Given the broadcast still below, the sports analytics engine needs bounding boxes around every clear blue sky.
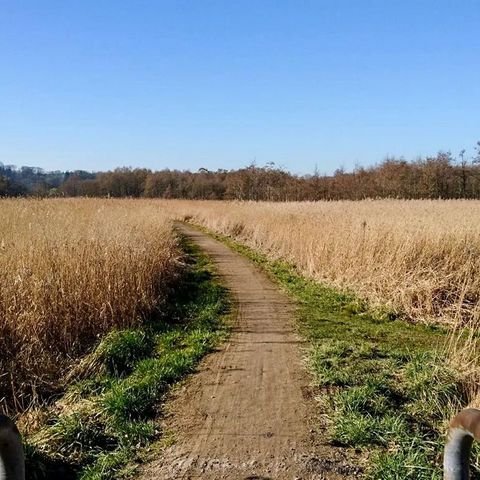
[1,1,479,174]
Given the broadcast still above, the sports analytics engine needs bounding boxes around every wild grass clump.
[0,198,179,413]
[320,345,469,476]
[73,330,155,380]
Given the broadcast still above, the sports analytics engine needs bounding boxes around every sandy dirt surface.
[140,224,359,479]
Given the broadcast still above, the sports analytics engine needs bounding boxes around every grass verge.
[192,223,478,479]
[23,235,231,480]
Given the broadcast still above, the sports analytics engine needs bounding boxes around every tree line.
[3,145,480,200]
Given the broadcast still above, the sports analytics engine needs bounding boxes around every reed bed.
[4,197,480,412]
[165,199,480,328]
[0,198,179,412]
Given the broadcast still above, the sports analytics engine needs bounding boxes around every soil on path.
[140,224,358,479]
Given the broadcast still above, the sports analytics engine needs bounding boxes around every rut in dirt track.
[140,224,354,480]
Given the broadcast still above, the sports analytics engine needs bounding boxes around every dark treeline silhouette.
[0,164,66,196]
[3,145,480,200]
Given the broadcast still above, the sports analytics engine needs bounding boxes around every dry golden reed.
[0,198,179,412]
[4,197,480,412]
[164,199,480,327]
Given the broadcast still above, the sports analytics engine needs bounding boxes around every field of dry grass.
[165,199,480,329]
[3,197,479,414]
[0,198,179,412]
[2,197,479,478]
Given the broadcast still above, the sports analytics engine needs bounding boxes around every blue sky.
[1,1,479,174]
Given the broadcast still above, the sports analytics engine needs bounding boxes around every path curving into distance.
[140,224,354,480]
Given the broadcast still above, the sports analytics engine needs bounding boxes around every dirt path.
[140,224,356,479]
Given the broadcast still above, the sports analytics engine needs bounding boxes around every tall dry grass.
[5,198,479,412]
[165,199,480,328]
[0,198,179,412]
